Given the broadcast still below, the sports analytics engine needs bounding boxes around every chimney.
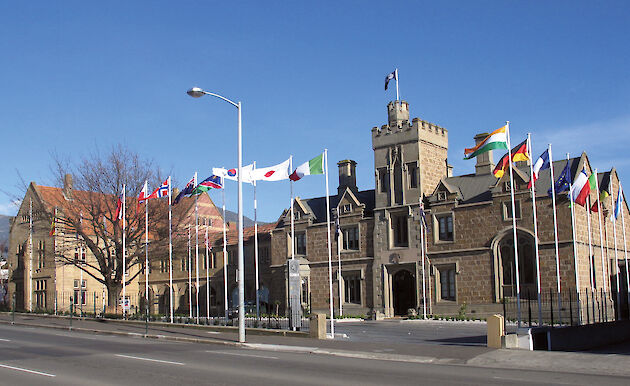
[387,101,410,127]
[338,160,357,195]
[63,174,73,200]
[473,133,495,175]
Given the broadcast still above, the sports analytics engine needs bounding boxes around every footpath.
[2,312,629,377]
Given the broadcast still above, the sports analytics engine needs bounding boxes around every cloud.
[0,200,21,216]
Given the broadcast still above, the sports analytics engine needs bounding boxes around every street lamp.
[187,86,245,343]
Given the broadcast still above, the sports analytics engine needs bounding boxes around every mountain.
[223,210,269,228]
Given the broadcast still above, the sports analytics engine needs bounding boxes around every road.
[0,323,629,385]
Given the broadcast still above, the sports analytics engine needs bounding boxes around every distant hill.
[0,215,10,250]
[224,210,270,228]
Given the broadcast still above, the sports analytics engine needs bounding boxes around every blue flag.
[173,176,196,205]
[548,160,572,197]
[612,186,623,221]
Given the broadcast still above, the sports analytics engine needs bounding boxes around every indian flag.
[289,153,324,181]
[464,125,508,160]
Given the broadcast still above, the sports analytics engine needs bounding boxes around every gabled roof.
[278,189,375,226]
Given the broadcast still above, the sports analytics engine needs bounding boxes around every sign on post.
[287,259,302,330]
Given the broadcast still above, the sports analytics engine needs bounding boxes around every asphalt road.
[0,323,629,386]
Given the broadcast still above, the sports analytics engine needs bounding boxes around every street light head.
[187,87,205,98]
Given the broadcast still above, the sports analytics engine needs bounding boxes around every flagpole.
[506,122,522,328]
[145,190,149,322]
[337,203,343,317]
[80,211,84,316]
[586,190,596,321]
[395,68,399,102]
[188,224,192,318]
[568,153,582,325]
[612,181,621,319]
[527,134,542,325]
[594,170,607,308]
[619,183,630,311]
[253,161,260,320]
[205,223,209,319]
[222,183,228,320]
[122,184,126,318]
[420,217,427,320]
[324,149,335,338]
[548,146,562,323]
[195,172,200,324]
[290,155,295,260]
[29,198,33,312]
[168,177,173,323]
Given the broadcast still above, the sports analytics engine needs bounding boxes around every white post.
[205,223,210,319]
[122,185,126,317]
[395,68,399,102]
[506,122,522,328]
[594,170,607,297]
[568,154,582,324]
[236,101,245,343]
[188,224,192,318]
[612,181,621,319]
[80,211,83,316]
[324,149,335,338]
[527,134,542,325]
[29,198,33,312]
[254,161,260,320]
[145,193,149,319]
[421,219,427,319]
[168,177,173,323]
[222,185,228,320]
[195,173,200,324]
[619,184,630,310]
[290,156,295,260]
[337,204,343,317]
[548,146,562,322]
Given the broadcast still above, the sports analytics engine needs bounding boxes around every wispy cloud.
[0,200,21,216]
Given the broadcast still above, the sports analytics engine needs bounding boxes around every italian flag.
[570,169,596,207]
[289,153,324,181]
[464,125,508,160]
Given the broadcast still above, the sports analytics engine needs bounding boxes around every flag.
[599,173,611,202]
[174,175,196,205]
[289,153,324,181]
[612,185,623,221]
[419,196,427,228]
[250,159,291,182]
[548,161,571,197]
[212,164,254,183]
[528,149,550,188]
[464,126,508,160]
[137,181,149,210]
[148,178,170,199]
[568,169,593,206]
[49,213,55,236]
[192,175,223,194]
[492,139,528,178]
[385,69,397,91]
[334,213,341,241]
[115,188,124,220]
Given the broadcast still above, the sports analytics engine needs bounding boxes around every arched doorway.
[392,269,416,316]
[158,286,170,315]
[498,231,537,299]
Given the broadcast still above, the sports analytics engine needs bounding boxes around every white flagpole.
[122,184,126,317]
[527,134,542,325]
[421,217,427,319]
[395,68,399,102]
[145,188,149,320]
[222,182,228,320]
[586,190,595,293]
[337,203,343,317]
[188,224,192,318]
[548,146,562,323]
[324,149,335,337]
[612,181,621,319]
[80,211,84,316]
[619,183,630,310]
[290,156,295,260]
[29,198,33,312]
[506,122,522,328]
[195,173,200,324]
[253,161,260,319]
[168,177,173,323]
[568,153,582,324]
[593,170,607,298]
[205,223,209,319]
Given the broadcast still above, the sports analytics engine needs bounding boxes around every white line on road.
[206,331,221,334]
[114,354,185,365]
[0,338,10,342]
[205,351,279,360]
[0,363,56,377]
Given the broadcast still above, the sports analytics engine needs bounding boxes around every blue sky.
[1,1,629,221]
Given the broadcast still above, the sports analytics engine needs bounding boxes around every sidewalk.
[2,312,630,377]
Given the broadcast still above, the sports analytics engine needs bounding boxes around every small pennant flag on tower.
[290,153,324,181]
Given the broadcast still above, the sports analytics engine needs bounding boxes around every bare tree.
[51,145,183,311]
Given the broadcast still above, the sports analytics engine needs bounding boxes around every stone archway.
[157,285,170,315]
[494,230,537,300]
[392,269,416,316]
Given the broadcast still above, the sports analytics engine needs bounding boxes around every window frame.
[343,271,362,305]
[391,213,409,248]
[435,213,454,242]
[341,226,360,251]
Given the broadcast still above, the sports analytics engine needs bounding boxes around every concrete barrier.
[310,313,326,339]
[487,314,504,348]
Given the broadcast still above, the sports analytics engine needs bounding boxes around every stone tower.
[370,100,448,317]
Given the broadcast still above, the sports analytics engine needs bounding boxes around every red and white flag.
[137,181,149,210]
[250,158,290,182]
[148,178,170,199]
[115,187,124,220]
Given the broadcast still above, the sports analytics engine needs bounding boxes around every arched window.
[499,231,536,299]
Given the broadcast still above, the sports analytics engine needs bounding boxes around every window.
[439,267,456,301]
[35,280,47,309]
[38,240,45,269]
[73,290,86,305]
[160,259,168,273]
[73,279,80,289]
[260,247,270,265]
[343,272,361,304]
[436,214,454,242]
[378,169,388,193]
[503,201,521,220]
[391,214,408,247]
[181,257,189,271]
[342,204,352,213]
[74,247,86,264]
[437,191,447,201]
[212,252,218,269]
[407,163,418,189]
[294,233,306,255]
[293,211,302,220]
[342,226,359,251]
[301,278,309,305]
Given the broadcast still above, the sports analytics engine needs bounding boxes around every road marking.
[0,364,56,377]
[205,351,278,360]
[206,331,221,334]
[114,354,185,365]
[0,338,10,342]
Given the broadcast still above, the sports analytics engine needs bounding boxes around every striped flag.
[289,153,324,181]
[464,126,508,160]
[528,149,550,188]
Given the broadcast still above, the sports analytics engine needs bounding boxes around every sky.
[1,1,629,222]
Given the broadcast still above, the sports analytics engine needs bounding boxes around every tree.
[51,145,182,312]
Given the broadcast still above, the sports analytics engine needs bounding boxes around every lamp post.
[187,87,245,343]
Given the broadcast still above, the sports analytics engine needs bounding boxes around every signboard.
[120,297,130,311]
[287,259,302,329]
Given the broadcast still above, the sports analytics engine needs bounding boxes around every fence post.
[527,289,532,327]
[550,288,554,327]
[11,293,15,325]
[569,292,573,326]
[69,297,73,330]
[586,290,590,324]
[93,292,96,317]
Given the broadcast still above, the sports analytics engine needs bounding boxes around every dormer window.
[293,211,301,220]
[437,191,447,201]
[342,204,352,213]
